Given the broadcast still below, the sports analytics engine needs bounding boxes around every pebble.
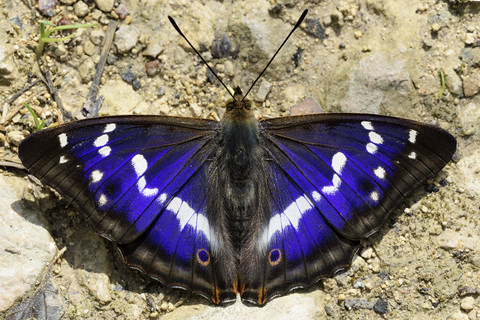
[38,0,57,16]
[60,0,75,4]
[74,1,90,17]
[304,18,325,39]
[374,298,388,314]
[145,60,160,77]
[458,102,480,135]
[444,68,463,96]
[94,0,114,12]
[78,58,95,82]
[115,25,140,54]
[461,296,475,312]
[90,29,105,46]
[344,298,375,310]
[360,247,373,259]
[114,4,129,19]
[83,40,96,56]
[6,131,24,146]
[143,40,163,58]
[254,80,272,102]
[465,33,475,45]
[462,73,480,97]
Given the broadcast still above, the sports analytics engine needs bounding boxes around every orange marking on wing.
[258,288,267,305]
[212,286,220,304]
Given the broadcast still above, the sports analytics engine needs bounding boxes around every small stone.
[462,72,480,97]
[289,97,322,115]
[344,298,375,310]
[115,25,140,54]
[60,0,75,4]
[255,80,272,102]
[458,102,480,135]
[360,247,373,259]
[224,60,235,77]
[354,30,363,38]
[94,0,114,12]
[465,33,475,45]
[6,131,25,146]
[84,40,96,56]
[90,29,105,46]
[38,0,57,16]
[114,4,129,20]
[78,59,95,82]
[374,298,388,314]
[160,301,168,311]
[459,48,480,67]
[143,41,163,58]
[338,293,346,301]
[461,296,475,312]
[444,68,463,96]
[304,18,325,39]
[145,60,160,77]
[190,103,203,117]
[74,1,90,17]
[431,22,441,32]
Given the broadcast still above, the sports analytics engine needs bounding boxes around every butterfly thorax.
[213,88,266,240]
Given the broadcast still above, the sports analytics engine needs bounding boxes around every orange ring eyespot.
[196,248,210,266]
[268,248,282,266]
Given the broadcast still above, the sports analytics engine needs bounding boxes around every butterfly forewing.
[239,114,456,305]
[18,115,235,300]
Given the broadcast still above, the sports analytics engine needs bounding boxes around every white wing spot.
[312,191,321,201]
[332,152,347,173]
[137,176,158,197]
[90,170,103,183]
[374,166,386,179]
[409,129,417,144]
[369,131,384,144]
[263,195,314,244]
[408,151,416,159]
[167,197,212,243]
[361,121,374,130]
[132,154,148,177]
[322,174,342,195]
[59,155,68,164]
[370,191,379,202]
[58,133,68,148]
[93,134,109,147]
[98,193,108,206]
[103,123,116,133]
[98,146,111,157]
[158,193,167,203]
[366,142,378,154]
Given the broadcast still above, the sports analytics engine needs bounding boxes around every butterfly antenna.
[168,16,236,100]
[242,9,308,101]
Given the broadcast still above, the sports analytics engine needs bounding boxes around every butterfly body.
[19,98,456,305]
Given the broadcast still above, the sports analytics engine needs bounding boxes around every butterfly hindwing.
[238,113,456,305]
[18,115,236,301]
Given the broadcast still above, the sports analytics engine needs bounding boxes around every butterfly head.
[224,86,254,121]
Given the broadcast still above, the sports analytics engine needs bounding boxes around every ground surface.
[0,0,479,319]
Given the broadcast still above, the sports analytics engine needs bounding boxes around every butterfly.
[18,10,456,306]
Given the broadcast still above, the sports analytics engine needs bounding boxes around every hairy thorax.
[219,106,262,245]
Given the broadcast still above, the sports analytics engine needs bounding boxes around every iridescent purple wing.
[18,115,234,302]
[239,113,456,305]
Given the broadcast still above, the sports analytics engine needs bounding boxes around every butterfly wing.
[18,115,235,303]
[239,113,456,305]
